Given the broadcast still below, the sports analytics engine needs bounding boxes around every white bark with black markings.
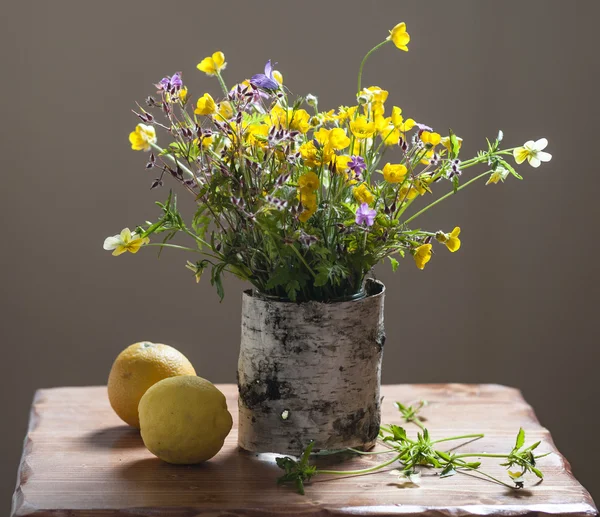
[237,279,385,454]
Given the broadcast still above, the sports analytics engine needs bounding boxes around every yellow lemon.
[139,376,233,464]
[107,342,196,428]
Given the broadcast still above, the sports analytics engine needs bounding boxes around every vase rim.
[244,278,385,305]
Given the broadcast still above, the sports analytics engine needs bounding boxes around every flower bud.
[306,94,318,107]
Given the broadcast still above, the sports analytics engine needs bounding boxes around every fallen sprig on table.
[275,401,550,495]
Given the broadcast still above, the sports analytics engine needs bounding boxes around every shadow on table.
[82,426,145,449]
[115,448,288,504]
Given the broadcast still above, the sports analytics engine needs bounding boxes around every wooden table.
[12,384,597,517]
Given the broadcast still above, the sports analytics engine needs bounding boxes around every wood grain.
[11,384,598,517]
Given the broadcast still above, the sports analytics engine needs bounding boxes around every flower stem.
[402,170,492,225]
[431,434,485,444]
[146,243,201,253]
[149,143,195,179]
[317,453,401,476]
[215,71,229,97]
[287,243,317,278]
[454,452,509,459]
[357,40,391,95]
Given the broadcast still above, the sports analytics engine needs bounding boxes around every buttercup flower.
[353,183,375,205]
[382,163,408,183]
[420,131,441,147]
[289,109,311,134]
[413,243,432,270]
[298,171,320,193]
[103,228,150,256]
[251,60,280,90]
[436,227,461,252]
[355,203,377,227]
[388,22,410,51]
[513,138,552,168]
[129,123,157,151]
[350,115,376,139]
[218,101,234,120]
[194,93,217,116]
[197,51,226,76]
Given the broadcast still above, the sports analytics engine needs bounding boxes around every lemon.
[138,376,233,464]
[107,342,196,428]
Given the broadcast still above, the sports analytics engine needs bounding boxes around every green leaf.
[440,464,456,478]
[388,256,399,272]
[437,451,452,462]
[531,466,544,479]
[515,428,525,450]
[498,158,523,180]
[448,128,460,160]
[452,174,460,193]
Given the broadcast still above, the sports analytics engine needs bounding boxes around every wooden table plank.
[12,384,597,517]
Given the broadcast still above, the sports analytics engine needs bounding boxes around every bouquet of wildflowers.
[104,22,551,302]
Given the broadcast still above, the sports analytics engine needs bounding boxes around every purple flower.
[156,72,183,93]
[348,155,366,179]
[355,203,377,227]
[250,60,279,90]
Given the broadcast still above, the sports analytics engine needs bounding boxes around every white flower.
[103,228,149,256]
[513,138,552,168]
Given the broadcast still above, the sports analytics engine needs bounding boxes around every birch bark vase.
[237,279,385,454]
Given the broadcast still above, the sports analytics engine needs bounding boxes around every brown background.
[1,0,598,511]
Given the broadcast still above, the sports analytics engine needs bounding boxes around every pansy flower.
[355,203,377,227]
[251,60,280,90]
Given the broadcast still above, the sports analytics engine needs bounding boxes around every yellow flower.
[297,191,318,222]
[388,22,410,51]
[103,228,149,256]
[441,135,463,153]
[336,105,358,124]
[350,115,376,139]
[194,93,217,116]
[197,51,226,76]
[353,183,374,205]
[329,128,351,150]
[445,227,461,252]
[332,155,351,173]
[289,109,311,134]
[486,167,509,185]
[245,124,269,146]
[375,116,401,146]
[390,108,415,133]
[314,127,351,155]
[391,106,403,127]
[299,141,318,166]
[298,171,320,193]
[400,176,432,199]
[218,101,234,120]
[299,205,317,222]
[269,104,287,127]
[129,123,157,151]
[272,70,283,85]
[436,227,461,252]
[382,163,408,183]
[366,86,389,104]
[513,138,552,168]
[420,131,441,147]
[199,135,213,149]
[413,244,432,270]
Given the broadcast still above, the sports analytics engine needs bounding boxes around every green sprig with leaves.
[275,401,550,494]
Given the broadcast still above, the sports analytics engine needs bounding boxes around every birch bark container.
[237,279,385,454]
